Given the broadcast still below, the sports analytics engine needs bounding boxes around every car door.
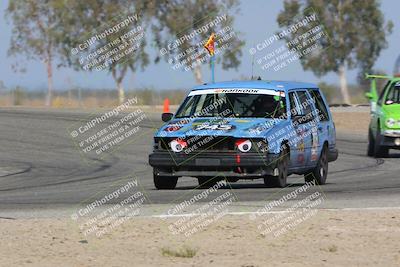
[295,90,317,167]
[308,89,333,154]
[373,82,391,134]
[288,90,313,168]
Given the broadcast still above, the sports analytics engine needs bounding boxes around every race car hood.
[155,117,285,139]
[382,104,400,119]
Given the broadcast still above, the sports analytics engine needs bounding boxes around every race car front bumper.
[379,131,400,148]
[148,151,279,178]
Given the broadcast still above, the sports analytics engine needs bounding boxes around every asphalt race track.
[1,107,400,214]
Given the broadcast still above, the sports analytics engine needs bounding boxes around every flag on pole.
[204,33,216,83]
[204,33,215,56]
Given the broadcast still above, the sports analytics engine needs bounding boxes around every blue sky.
[0,0,399,91]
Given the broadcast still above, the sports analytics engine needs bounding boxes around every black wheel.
[305,145,328,185]
[374,128,388,158]
[264,147,288,188]
[304,174,314,183]
[153,170,178,189]
[197,177,219,188]
[367,129,375,157]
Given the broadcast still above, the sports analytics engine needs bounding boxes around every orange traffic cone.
[163,98,170,113]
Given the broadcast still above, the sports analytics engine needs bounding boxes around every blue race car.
[149,80,338,189]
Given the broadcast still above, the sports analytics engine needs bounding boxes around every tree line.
[5,0,392,105]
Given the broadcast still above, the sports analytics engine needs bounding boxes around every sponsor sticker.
[188,88,285,97]
[194,123,234,131]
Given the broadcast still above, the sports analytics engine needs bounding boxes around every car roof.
[192,80,318,92]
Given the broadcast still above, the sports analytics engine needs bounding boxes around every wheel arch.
[323,140,329,149]
[281,140,290,158]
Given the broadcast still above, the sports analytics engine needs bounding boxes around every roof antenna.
[251,44,255,80]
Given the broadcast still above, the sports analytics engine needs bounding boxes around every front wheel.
[367,129,375,157]
[264,147,288,188]
[304,145,328,185]
[374,128,388,158]
[153,170,178,189]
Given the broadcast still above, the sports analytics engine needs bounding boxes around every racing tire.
[367,129,375,157]
[374,128,388,158]
[153,171,178,190]
[304,145,328,185]
[264,147,288,188]
[304,174,314,183]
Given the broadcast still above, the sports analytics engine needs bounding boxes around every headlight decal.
[236,139,252,152]
[170,139,187,153]
[386,118,396,128]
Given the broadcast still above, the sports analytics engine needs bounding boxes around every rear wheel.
[153,170,178,189]
[367,129,375,157]
[374,128,388,158]
[304,174,314,183]
[264,147,288,188]
[304,145,328,185]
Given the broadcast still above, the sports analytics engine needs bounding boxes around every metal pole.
[211,55,215,83]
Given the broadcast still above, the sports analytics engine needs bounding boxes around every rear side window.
[308,89,330,121]
[296,91,314,119]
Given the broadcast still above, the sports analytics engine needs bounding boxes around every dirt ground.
[331,111,370,134]
[1,209,399,267]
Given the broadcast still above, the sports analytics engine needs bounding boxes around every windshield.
[385,84,400,104]
[175,91,286,118]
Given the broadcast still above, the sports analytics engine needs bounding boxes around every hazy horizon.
[0,0,399,91]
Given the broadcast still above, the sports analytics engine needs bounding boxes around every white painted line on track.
[147,206,400,219]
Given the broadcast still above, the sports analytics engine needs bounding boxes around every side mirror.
[365,92,373,100]
[161,112,173,122]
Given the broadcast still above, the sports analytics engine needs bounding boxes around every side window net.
[296,91,314,118]
[308,89,329,121]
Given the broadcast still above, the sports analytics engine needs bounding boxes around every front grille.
[157,136,235,152]
[155,137,268,153]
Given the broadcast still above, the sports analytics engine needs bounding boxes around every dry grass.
[161,246,197,258]
[327,245,338,253]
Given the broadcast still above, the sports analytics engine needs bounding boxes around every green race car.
[365,74,400,157]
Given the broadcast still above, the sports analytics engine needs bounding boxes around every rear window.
[308,89,330,121]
